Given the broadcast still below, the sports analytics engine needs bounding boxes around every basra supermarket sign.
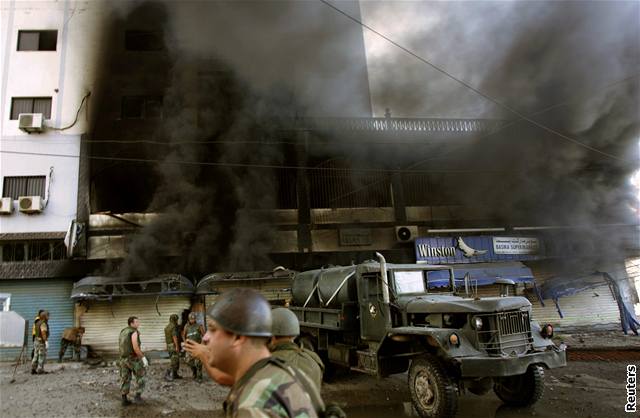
[415,236,544,264]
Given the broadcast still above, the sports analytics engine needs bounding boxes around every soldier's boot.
[58,356,63,363]
[121,395,131,406]
[164,369,173,382]
[133,394,143,404]
[191,366,197,378]
[31,368,37,375]
[172,371,183,379]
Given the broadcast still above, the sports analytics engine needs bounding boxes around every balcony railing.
[299,117,504,133]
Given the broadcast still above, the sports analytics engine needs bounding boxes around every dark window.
[1,240,65,262]
[121,96,163,119]
[17,30,57,51]
[2,176,46,199]
[2,243,26,262]
[125,30,164,51]
[10,97,52,119]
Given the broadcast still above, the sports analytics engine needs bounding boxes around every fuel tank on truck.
[292,265,358,308]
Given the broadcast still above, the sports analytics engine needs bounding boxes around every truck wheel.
[409,355,458,418]
[493,365,545,407]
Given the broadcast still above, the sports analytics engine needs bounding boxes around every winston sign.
[415,236,544,264]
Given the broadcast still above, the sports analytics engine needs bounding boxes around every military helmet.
[271,307,300,337]
[206,288,272,337]
[170,314,179,322]
[188,312,196,320]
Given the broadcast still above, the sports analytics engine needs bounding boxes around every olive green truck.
[289,253,567,418]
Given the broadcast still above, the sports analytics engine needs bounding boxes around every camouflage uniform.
[184,322,203,380]
[164,317,180,377]
[271,341,325,391]
[224,357,323,418]
[31,318,48,373]
[119,326,146,397]
[59,327,83,361]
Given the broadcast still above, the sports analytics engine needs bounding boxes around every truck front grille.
[475,310,533,356]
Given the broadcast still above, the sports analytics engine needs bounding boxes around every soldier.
[164,314,182,381]
[31,309,44,359]
[202,288,328,417]
[182,312,205,382]
[59,326,85,362]
[269,307,324,391]
[31,310,49,374]
[119,316,148,406]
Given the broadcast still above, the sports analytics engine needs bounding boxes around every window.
[17,30,57,51]
[10,97,52,119]
[2,176,46,199]
[121,96,163,119]
[1,240,65,262]
[0,294,11,311]
[125,30,164,51]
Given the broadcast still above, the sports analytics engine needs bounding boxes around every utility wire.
[0,149,509,174]
[319,0,628,161]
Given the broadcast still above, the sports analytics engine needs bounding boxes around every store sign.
[339,228,372,246]
[415,235,544,264]
[492,237,540,255]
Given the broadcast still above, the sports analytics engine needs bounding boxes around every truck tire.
[493,364,545,407]
[409,354,458,418]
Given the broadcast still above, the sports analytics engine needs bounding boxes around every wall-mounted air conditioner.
[18,113,44,133]
[0,197,13,215]
[18,196,44,213]
[395,226,419,243]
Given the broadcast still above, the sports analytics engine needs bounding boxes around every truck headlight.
[472,316,483,330]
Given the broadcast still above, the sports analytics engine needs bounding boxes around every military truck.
[289,253,566,418]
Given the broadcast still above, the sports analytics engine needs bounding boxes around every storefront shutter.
[80,296,191,355]
[0,279,74,361]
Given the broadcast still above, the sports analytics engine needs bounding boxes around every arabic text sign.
[493,237,540,255]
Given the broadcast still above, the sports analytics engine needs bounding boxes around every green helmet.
[170,314,179,323]
[271,307,300,337]
[207,288,272,337]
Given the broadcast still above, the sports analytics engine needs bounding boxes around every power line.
[0,149,509,174]
[319,0,627,161]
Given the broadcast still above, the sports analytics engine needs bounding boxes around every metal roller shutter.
[0,279,74,361]
[203,280,292,310]
[526,265,620,329]
[80,296,191,355]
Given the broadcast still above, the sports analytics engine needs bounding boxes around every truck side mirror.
[464,272,470,296]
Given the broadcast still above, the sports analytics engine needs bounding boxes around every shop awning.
[71,274,194,301]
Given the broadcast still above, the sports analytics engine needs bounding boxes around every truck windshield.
[394,270,454,294]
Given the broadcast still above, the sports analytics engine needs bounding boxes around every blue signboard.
[415,235,545,264]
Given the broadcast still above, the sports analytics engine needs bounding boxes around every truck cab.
[290,254,566,418]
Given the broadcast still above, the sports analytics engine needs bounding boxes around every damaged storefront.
[71,274,195,355]
[415,233,638,333]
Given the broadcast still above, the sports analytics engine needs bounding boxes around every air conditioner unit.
[395,226,419,243]
[18,113,44,133]
[18,196,44,213]
[0,197,13,215]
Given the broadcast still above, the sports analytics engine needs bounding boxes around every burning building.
[1,0,638,357]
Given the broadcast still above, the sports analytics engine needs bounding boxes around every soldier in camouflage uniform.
[269,307,324,391]
[31,310,49,374]
[204,288,343,418]
[164,314,182,381]
[59,326,85,362]
[119,316,148,406]
[182,312,204,382]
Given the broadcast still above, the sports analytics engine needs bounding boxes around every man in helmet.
[119,316,147,406]
[164,314,182,381]
[269,307,324,391]
[194,288,324,417]
[182,312,205,382]
[31,310,50,374]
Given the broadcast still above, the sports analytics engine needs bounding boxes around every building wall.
[0,0,107,234]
